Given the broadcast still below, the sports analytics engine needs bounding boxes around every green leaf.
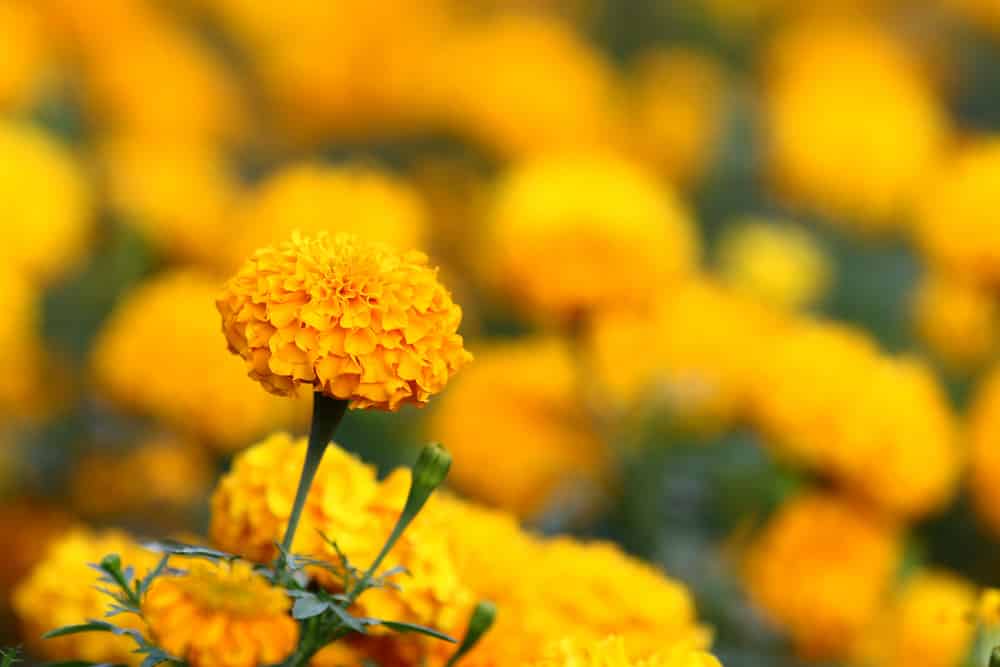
[325,603,367,634]
[43,622,117,639]
[292,596,329,620]
[378,621,456,643]
[143,541,236,562]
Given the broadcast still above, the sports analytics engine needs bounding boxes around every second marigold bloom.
[143,560,298,667]
[217,232,471,410]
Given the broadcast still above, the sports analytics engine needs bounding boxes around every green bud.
[991,646,1000,667]
[446,600,497,667]
[100,554,122,572]
[412,443,452,496]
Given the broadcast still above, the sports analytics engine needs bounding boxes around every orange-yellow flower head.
[217,232,471,410]
[535,636,722,667]
[143,560,298,667]
[743,493,901,661]
[487,153,699,320]
[763,19,948,228]
[13,528,154,665]
[912,272,999,370]
[967,366,1000,539]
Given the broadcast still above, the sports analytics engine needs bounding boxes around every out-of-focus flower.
[79,17,247,143]
[534,636,722,667]
[0,501,73,598]
[92,269,306,451]
[210,433,470,632]
[225,164,428,271]
[0,119,92,284]
[915,140,1000,286]
[626,48,726,188]
[715,220,833,311]
[912,272,999,370]
[947,0,1000,34]
[967,366,1000,538]
[101,137,238,267]
[69,435,213,517]
[763,19,949,228]
[0,266,45,416]
[428,338,606,518]
[0,0,53,111]
[143,560,298,667]
[218,233,471,409]
[12,528,154,665]
[751,321,961,519]
[588,279,781,428]
[851,570,977,667]
[205,0,450,141]
[743,493,901,661]
[441,14,623,158]
[488,153,699,320]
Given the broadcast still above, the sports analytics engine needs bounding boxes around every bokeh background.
[3,0,1000,665]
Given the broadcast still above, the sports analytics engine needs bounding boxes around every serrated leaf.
[292,596,329,620]
[137,555,171,596]
[325,603,367,633]
[43,622,117,639]
[142,541,236,562]
[379,621,456,643]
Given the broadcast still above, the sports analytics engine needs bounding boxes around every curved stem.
[280,393,349,558]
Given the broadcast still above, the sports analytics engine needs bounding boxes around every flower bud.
[447,600,497,667]
[412,443,452,498]
[100,553,122,573]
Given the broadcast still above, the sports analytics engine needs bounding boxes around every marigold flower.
[427,338,607,517]
[12,528,154,665]
[0,119,92,284]
[851,570,977,667]
[751,321,961,518]
[912,272,999,370]
[534,636,722,667]
[743,493,901,661]
[763,19,948,228]
[715,220,832,311]
[0,265,45,416]
[210,433,470,631]
[217,232,471,409]
[626,48,726,188]
[225,164,427,271]
[588,279,781,428]
[967,367,1000,538]
[487,153,699,319]
[101,137,238,267]
[69,435,213,517]
[915,140,1000,286]
[143,560,297,667]
[92,269,306,450]
[441,14,623,158]
[0,1,51,111]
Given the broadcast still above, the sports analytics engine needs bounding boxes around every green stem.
[346,511,413,604]
[280,393,349,559]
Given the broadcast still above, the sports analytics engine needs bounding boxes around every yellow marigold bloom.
[0,0,52,111]
[92,269,305,451]
[0,119,92,284]
[751,321,961,518]
[967,366,1000,538]
[626,48,726,188]
[588,279,782,428]
[218,232,471,409]
[210,434,470,631]
[979,589,1000,626]
[143,560,297,667]
[427,338,606,517]
[913,272,999,370]
[743,493,901,661]
[851,570,977,667]
[915,140,1000,286]
[0,265,45,416]
[764,19,949,228]
[13,528,154,665]
[488,154,699,319]
[715,220,832,311]
[69,435,213,517]
[535,636,722,667]
[442,14,623,158]
[101,137,238,267]
[225,164,427,271]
